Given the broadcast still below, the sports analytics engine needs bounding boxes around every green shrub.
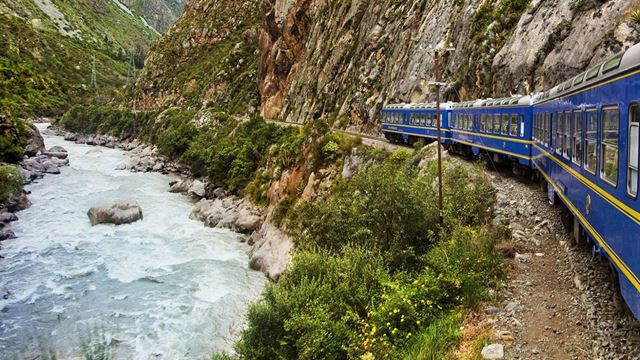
[0,117,29,163]
[290,161,439,270]
[289,157,495,270]
[0,163,24,204]
[236,247,389,360]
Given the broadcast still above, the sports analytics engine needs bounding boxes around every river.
[0,125,265,359]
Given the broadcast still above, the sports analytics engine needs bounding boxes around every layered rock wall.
[258,0,639,132]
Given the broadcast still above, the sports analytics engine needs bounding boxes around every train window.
[585,109,598,174]
[556,113,563,154]
[520,114,525,138]
[468,115,473,130]
[628,103,639,197]
[493,115,500,134]
[502,114,509,135]
[563,112,570,159]
[510,114,518,136]
[480,114,486,132]
[602,54,623,74]
[545,113,551,147]
[600,106,620,186]
[586,66,600,81]
[572,110,583,166]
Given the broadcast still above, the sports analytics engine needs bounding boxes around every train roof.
[450,95,534,109]
[383,102,454,110]
[536,42,640,103]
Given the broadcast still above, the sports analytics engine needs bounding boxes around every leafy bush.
[0,163,24,204]
[290,160,439,270]
[236,246,389,360]
[0,116,29,163]
[289,157,495,270]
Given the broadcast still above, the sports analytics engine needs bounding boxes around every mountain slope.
[121,0,187,32]
[132,0,261,113]
[0,0,162,118]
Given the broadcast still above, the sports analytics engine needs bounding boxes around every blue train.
[381,42,640,320]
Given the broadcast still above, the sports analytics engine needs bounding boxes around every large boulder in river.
[87,201,143,226]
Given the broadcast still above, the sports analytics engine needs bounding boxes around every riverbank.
[0,123,70,243]
[51,125,293,280]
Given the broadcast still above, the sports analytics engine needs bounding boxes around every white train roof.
[536,42,640,103]
[383,102,454,110]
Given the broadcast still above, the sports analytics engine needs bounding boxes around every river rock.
[190,199,226,227]
[212,187,226,199]
[22,157,45,174]
[48,146,67,153]
[42,160,60,174]
[7,194,31,212]
[0,228,17,241]
[170,178,192,193]
[43,150,68,159]
[188,180,206,198]
[87,201,143,226]
[0,212,18,223]
[64,132,77,141]
[481,344,504,359]
[235,204,262,232]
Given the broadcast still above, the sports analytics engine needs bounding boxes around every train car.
[449,96,534,172]
[532,43,640,319]
[381,103,453,145]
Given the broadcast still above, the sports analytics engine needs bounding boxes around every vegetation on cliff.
[132,0,261,112]
[234,151,503,360]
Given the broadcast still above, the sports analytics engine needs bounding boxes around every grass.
[402,312,465,360]
[631,9,640,24]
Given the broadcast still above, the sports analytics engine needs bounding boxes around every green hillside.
[0,0,160,118]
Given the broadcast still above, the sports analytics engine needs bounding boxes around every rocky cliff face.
[122,0,187,32]
[258,0,639,132]
[135,0,639,130]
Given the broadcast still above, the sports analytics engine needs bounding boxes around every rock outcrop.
[24,122,45,157]
[87,201,144,226]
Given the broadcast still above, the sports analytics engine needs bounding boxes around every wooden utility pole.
[428,44,455,227]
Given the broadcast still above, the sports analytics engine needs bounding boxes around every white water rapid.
[0,125,265,359]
